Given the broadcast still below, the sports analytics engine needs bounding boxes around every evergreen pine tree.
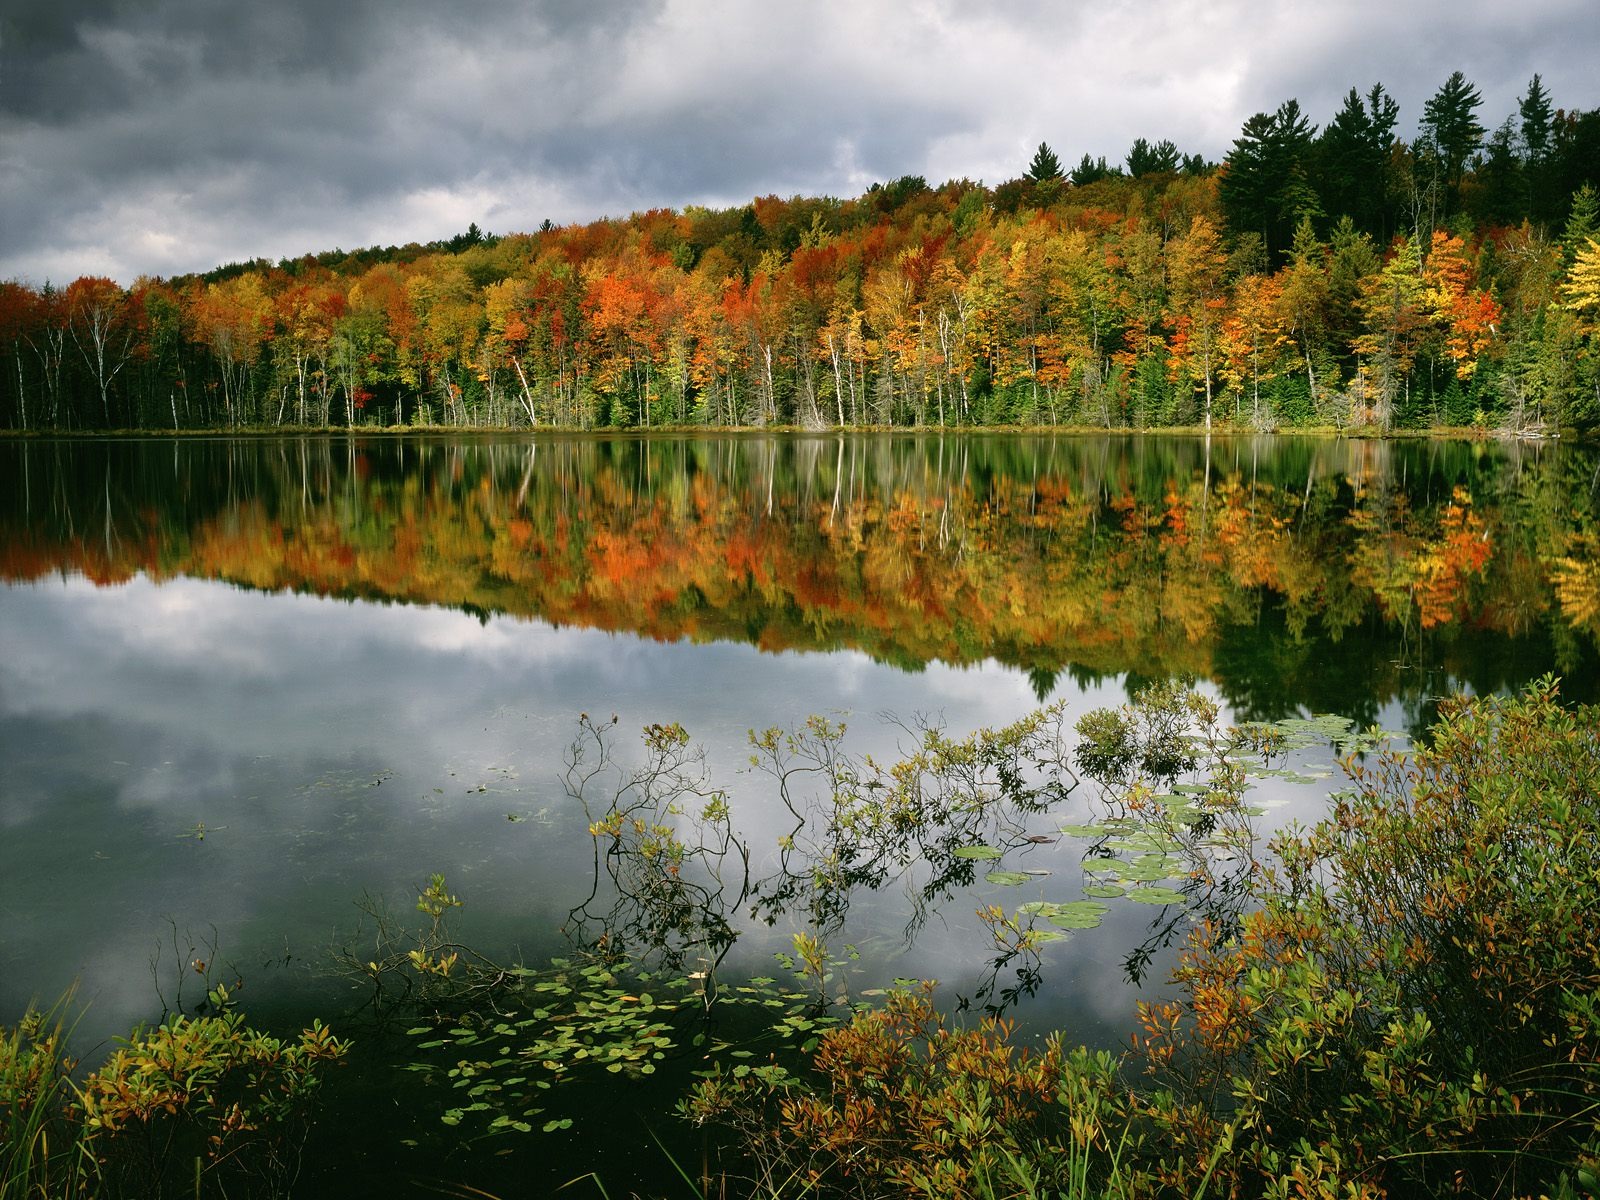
[1026,142,1063,184]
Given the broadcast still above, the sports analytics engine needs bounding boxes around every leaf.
[953,844,1005,860]
[1126,886,1187,905]
[1041,900,1109,930]
[1119,855,1184,882]
[1083,883,1126,898]
[984,870,1031,886]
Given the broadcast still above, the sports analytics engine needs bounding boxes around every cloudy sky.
[1,0,1592,286]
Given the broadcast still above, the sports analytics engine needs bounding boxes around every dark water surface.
[1,433,1596,1195]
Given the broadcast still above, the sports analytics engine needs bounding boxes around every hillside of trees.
[3,72,1599,435]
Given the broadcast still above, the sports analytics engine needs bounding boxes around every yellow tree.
[191,274,271,427]
[406,259,483,425]
[483,277,541,425]
[1563,238,1600,318]
[64,276,135,428]
[1558,237,1600,430]
[1166,216,1228,429]
[1222,273,1289,428]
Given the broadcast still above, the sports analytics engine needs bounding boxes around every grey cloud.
[2,0,1596,284]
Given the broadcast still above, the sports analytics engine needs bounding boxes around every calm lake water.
[1,432,1596,1195]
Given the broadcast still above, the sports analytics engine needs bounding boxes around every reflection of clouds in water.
[0,571,1405,1059]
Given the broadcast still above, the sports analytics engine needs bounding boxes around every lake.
[1,432,1595,1195]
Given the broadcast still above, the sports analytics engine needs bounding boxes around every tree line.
[2,72,1599,435]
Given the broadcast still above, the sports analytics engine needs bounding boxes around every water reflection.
[3,434,1595,726]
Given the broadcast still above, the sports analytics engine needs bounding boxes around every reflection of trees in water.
[1,435,1596,720]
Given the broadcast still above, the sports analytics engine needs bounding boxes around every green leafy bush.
[0,999,346,1200]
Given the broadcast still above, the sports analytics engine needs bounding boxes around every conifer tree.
[1420,71,1486,200]
[1026,142,1063,184]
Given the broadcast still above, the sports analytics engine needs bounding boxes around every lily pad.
[1119,855,1184,882]
[984,870,1031,886]
[1040,900,1110,930]
[952,844,1005,860]
[1126,886,1187,905]
[1058,823,1108,839]
[1082,883,1126,898]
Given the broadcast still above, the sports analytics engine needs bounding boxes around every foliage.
[684,983,1134,1200]
[1,992,95,1200]
[0,993,346,1200]
[693,679,1600,1200]
[76,1012,347,1198]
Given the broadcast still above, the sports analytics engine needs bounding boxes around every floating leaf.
[1082,883,1126,898]
[1126,886,1187,905]
[1041,900,1110,930]
[953,844,1005,860]
[985,870,1031,886]
[1119,855,1184,883]
[1058,823,1108,838]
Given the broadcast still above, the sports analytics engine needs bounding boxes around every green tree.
[1471,118,1527,227]
[1220,99,1321,262]
[1565,184,1600,263]
[1354,234,1427,429]
[1069,153,1115,186]
[1314,84,1399,238]
[1519,73,1555,164]
[1520,75,1558,223]
[1420,70,1486,203]
[1126,137,1179,178]
[1025,141,1063,184]
[1550,109,1600,211]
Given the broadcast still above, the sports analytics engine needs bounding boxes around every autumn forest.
[4,72,1600,438]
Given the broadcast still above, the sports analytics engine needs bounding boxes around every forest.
[3,72,1599,436]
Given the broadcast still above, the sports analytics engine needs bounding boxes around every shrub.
[1135,676,1600,1198]
[1,993,94,1199]
[685,983,1133,1200]
[77,1010,347,1198]
[695,679,1600,1200]
[0,1000,347,1200]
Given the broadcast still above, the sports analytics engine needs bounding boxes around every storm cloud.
[1,0,1593,284]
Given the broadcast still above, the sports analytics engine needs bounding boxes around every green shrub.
[1,993,94,1199]
[1,999,347,1200]
[77,1010,347,1198]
